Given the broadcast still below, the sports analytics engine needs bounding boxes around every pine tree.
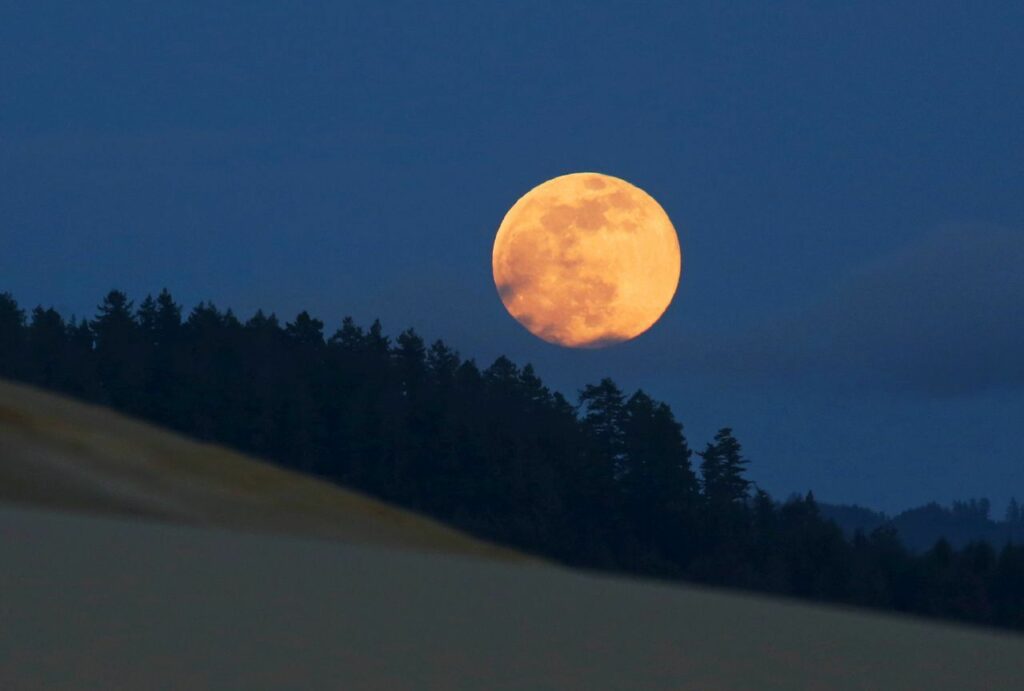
[394,328,426,393]
[699,427,751,506]
[91,290,144,410]
[1006,498,1022,525]
[518,364,551,408]
[426,340,460,386]
[138,291,184,427]
[60,316,98,399]
[286,311,325,349]
[578,378,627,478]
[623,391,697,506]
[137,295,158,334]
[28,306,67,388]
[621,390,699,566]
[365,319,390,356]
[136,289,182,346]
[0,292,27,380]
[329,316,365,352]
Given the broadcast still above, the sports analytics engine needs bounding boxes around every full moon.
[492,173,682,348]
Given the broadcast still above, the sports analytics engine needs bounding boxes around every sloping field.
[1,378,1022,689]
[3,505,1023,690]
[0,378,516,559]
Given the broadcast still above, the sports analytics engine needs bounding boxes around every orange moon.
[492,173,682,348]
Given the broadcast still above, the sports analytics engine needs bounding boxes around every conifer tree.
[1006,498,1021,525]
[578,377,627,478]
[699,427,751,506]
[91,290,143,410]
[28,306,66,388]
[0,292,27,380]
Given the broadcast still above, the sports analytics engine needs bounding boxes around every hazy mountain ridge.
[820,499,1024,553]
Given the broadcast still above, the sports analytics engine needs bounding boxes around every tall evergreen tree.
[578,377,627,479]
[394,328,426,395]
[1005,498,1021,525]
[286,311,325,350]
[623,391,697,511]
[91,290,144,411]
[426,339,460,386]
[699,427,751,506]
[621,390,699,568]
[136,290,184,423]
[62,317,98,398]
[27,306,67,388]
[0,292,27,380]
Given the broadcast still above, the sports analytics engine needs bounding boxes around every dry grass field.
[0,378,518,559]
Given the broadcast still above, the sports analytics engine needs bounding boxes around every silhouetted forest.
[2,289,1023,632]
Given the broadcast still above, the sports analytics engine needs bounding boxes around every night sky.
[3,2,1023,513]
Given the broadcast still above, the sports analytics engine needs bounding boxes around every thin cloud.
[694,224,1024,395]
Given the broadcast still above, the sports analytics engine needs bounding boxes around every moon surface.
[492,173,682,348]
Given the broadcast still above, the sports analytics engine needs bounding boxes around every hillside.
[4,504,1024,690]
[2,377,1024,689]
[0,378,517,560]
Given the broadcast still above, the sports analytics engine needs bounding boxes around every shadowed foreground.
[2,505,1023,690]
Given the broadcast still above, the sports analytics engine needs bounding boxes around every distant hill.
[821,500,1024,552]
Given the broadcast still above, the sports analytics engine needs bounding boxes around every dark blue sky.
[3,2,1023,512]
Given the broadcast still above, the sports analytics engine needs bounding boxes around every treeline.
[1,289,1023,631]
